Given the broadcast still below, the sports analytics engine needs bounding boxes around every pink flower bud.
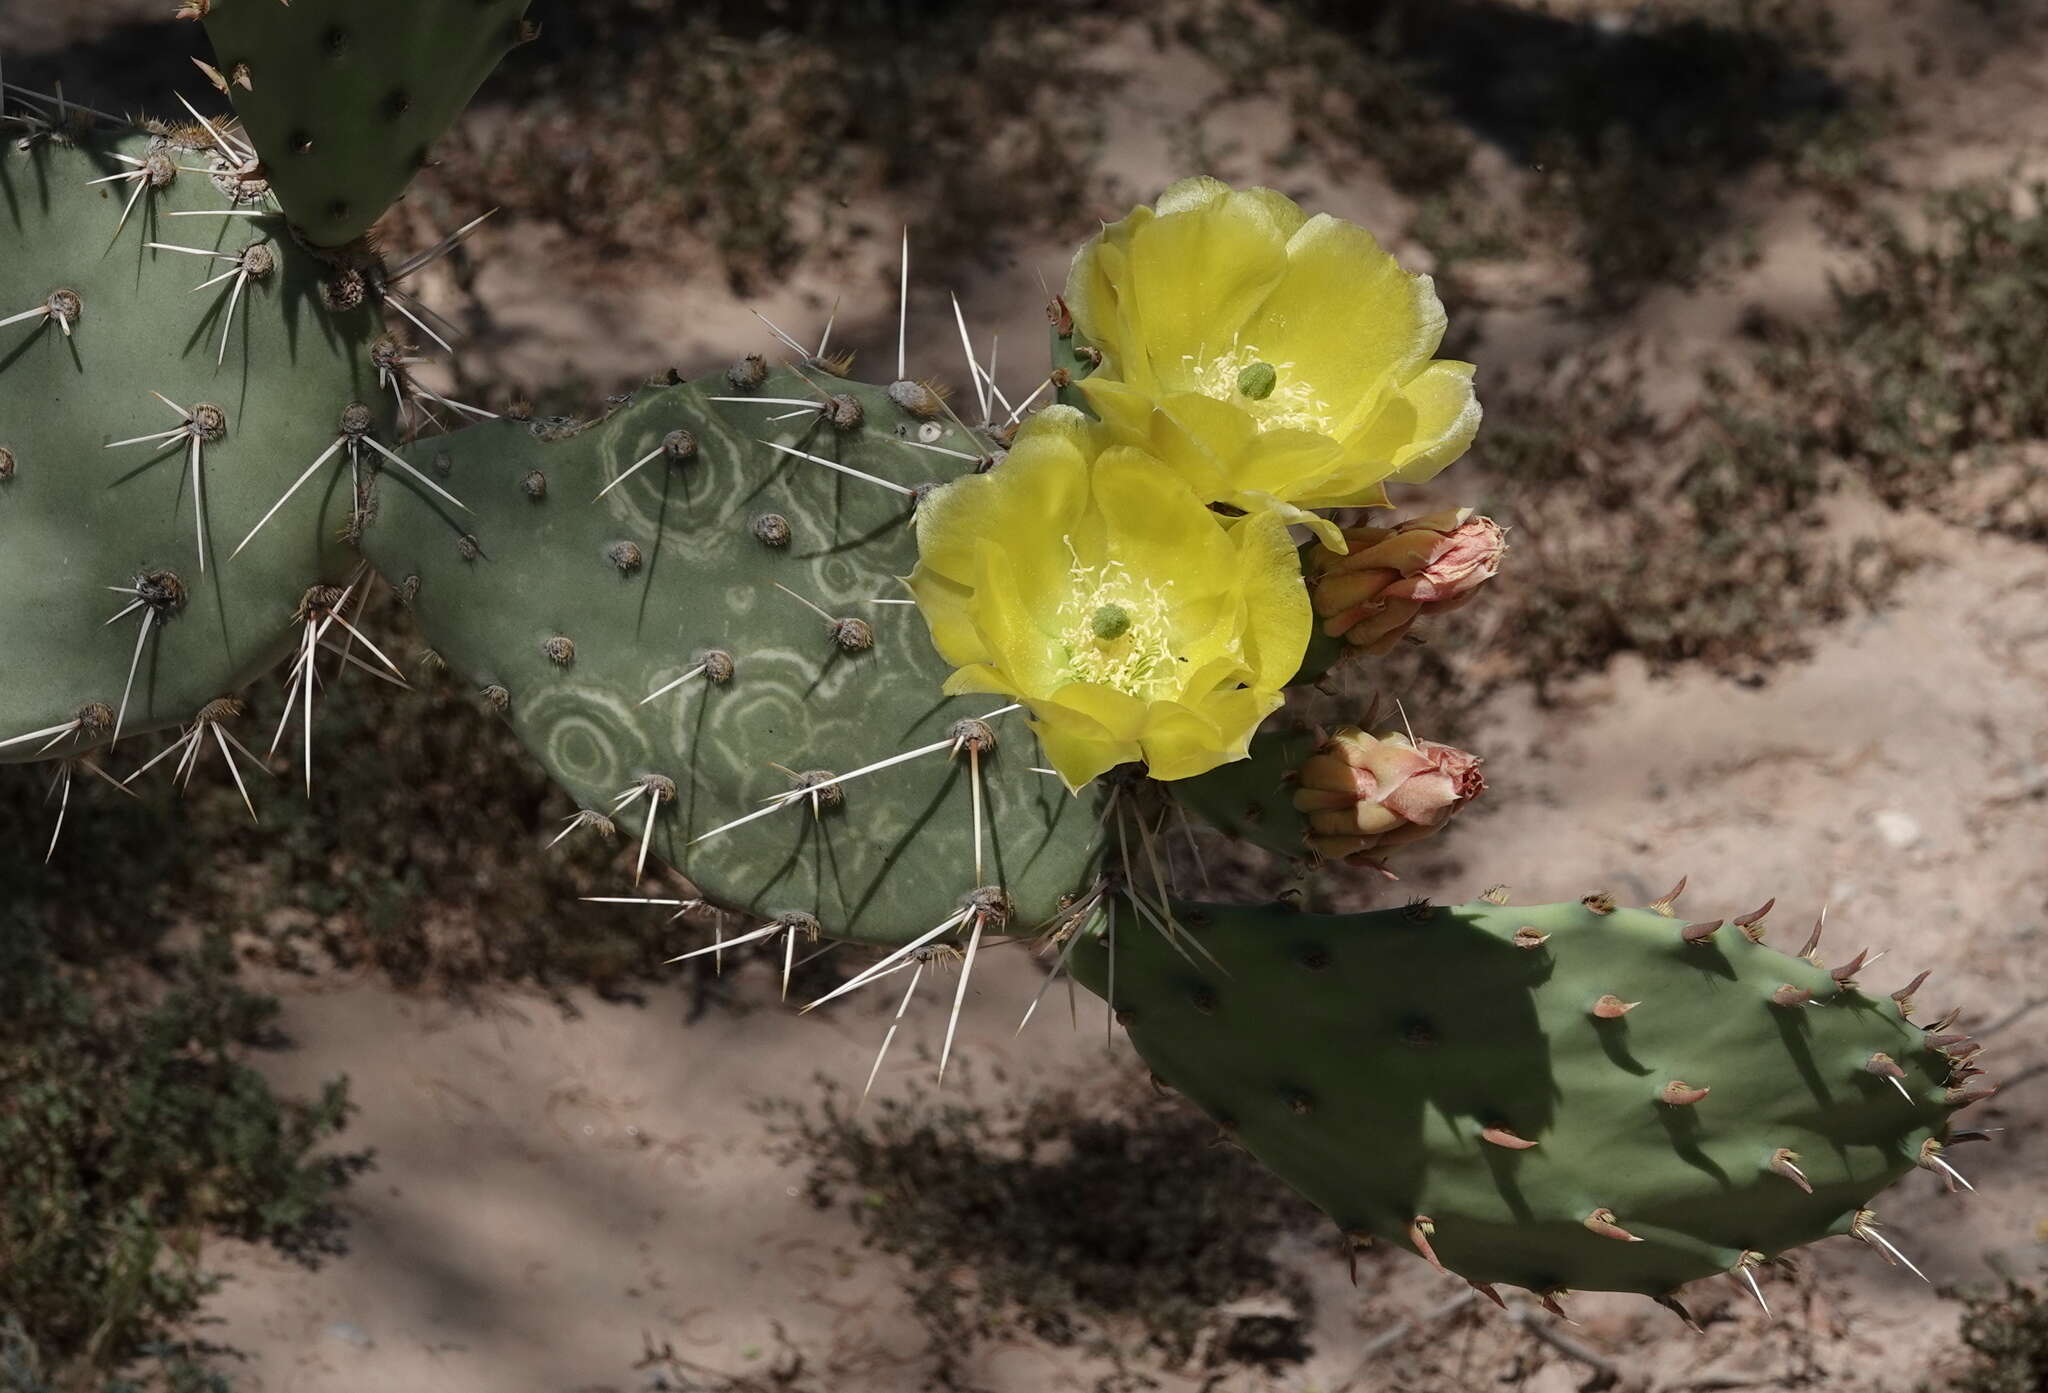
[1292,726,1483,865]
[1310,508,1505,653]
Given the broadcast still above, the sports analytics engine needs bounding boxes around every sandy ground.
[6,2,2047,1390]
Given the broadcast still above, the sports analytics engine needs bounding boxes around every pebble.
[1872,809,1923,851]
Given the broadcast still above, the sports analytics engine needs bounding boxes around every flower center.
[1056,548,1177,698]
[1090,604,1132,640]
[1235,361,1278,400]
[1187,341,1333,434]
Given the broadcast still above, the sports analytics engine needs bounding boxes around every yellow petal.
[1091,446,1236,594]
[1227,491,1349,551]
[1285,364,1478,507]
[1382,360,1484,484]
[1226,425,1347,500]
[1078,377,1175,455]
[1227,507,1314,689]
[1237,214,1448,433]
[1065,211,1151,382]
[1175,653,1251,699]
[1136,700,1230,781]
[1152,179,1310,240]
[1141,687,1281,780]
[1225,186,1311,240]
[940,663,1020,699]
[1151,176,1234,216]
[1125,198,1291,387]
[906,568,984,666]
[1034,717,1136,793]
[1083,381,1250,502]
[969,545,1066,694]
[1045,681,1151,742]
[915,407,1094,598]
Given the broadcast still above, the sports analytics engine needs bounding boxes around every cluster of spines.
[0,77,505,848]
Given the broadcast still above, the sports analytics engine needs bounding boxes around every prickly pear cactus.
[0,128,389,763]
[0,66,2007,1332]
[1071,891,1989,1304]
[356,363,1107,945]
[195,0,532,247]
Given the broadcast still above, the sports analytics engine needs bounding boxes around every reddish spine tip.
[1407,1217,1445,1273]
[1656,1295,1705,1334]
[1892,970,1933,1012]
[1798,913,1826,961]
[1734,897,1776,939]
[1767,1149,1813,1194]
[1584,1208,1642,1242]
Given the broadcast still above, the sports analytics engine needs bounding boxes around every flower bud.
[1293,727,1483,864]
[1310,509,1504,653]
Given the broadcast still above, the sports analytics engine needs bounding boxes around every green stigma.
[1091,604,1133,641]
[1235,361,1279,401]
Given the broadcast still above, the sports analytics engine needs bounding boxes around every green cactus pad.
[1173,725,1318,862]
[0,128,388,763]
[1072,894,1981,1298]
[357,364,1107,946]
[198,0,531,247]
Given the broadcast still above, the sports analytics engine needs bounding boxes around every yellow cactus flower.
[1065,177,1481,540]
[908,407,1310,791]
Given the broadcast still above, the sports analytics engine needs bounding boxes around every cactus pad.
[357,364,1107,946]
[198,0,531,247]
[1072,893,1982,1299]
[1174,726,1319,862]
[0,128,387,763]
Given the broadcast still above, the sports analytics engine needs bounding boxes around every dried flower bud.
[1310,508,1505,653]
[1294,726,1484,864]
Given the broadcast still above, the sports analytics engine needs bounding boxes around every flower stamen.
[1056,548,1177,698]
[1187,342,1332,434]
